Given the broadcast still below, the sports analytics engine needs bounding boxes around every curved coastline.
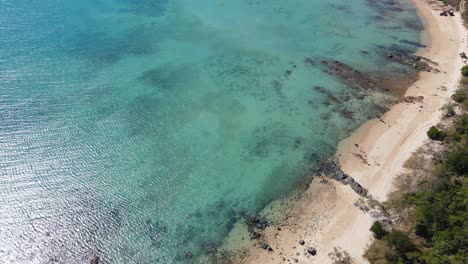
[224,0,466,263]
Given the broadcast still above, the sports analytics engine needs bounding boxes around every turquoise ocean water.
[0,0,422,263]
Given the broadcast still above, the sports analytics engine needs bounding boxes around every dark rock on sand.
[307,247,317,255]
[315,159,365,195]
[350,181,364,195]
[247,214,269,230]
[246,214,269,240]
[299,239,305,245]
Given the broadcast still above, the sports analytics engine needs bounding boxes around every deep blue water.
[0,0,422,263]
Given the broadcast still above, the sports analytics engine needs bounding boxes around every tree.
[384,231,419,261]
[452,89,467,103]
[370,221,388,239]
[442,102,456,118]
[427,126,446,141]
[461,65,468,77]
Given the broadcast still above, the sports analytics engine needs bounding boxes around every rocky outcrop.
[385,50,436,72]
[307,59,382,92]
[315,160,365,195]
[245,214,269,240]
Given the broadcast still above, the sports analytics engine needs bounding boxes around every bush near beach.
[427,126,447,141]
[365,70,468,263]
[462,65,468,77]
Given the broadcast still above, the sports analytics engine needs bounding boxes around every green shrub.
[452,89,467,103]
[370,221,388,240]
[455,113,468,135]
[461,65,468,77]
[427,126,447,141]
[364,240,391,264]
[384,231,419,261]
[414,223,429,239]
[446,150,468,175]
[442,102,456,118]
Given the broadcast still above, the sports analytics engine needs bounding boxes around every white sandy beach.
[223,0,467,263]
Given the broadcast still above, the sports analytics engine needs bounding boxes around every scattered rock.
[247,215,269,230]
[298,239,305,245]
[260,242,274,252]
[246,214,269,240]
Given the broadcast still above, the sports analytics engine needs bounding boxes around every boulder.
[350,181,363,195]
[307,247,317,255]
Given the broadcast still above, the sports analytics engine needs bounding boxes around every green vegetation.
[462,65,468,77]
[427,126,447,141]
[370,221,388,240]
[443,102,457,118]
[328,247,352,264]
[454,77,468,111]
[365,67,468,264]
[365,230,420,264]
[452,87,467,103]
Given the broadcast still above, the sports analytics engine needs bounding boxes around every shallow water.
[0,0,422,263]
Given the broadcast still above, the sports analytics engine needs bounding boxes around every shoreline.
[222,0,466,263]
